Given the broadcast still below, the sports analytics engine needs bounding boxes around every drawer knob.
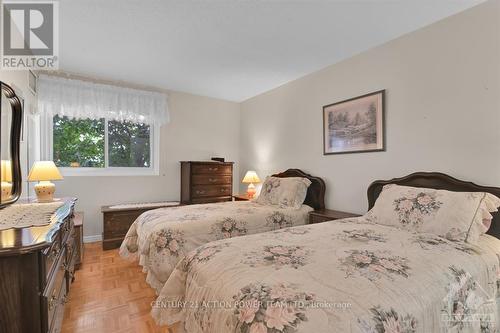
[208,178,216,182]
[208,167,218,171]
[196,190,206,195]
[51,246,60,257]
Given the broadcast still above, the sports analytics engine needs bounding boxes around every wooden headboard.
[367,172,500,239]
[272,169,326,210]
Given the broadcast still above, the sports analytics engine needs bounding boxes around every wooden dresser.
[0,198,78,333]
[180,161,234,204]
[102,202,181,250]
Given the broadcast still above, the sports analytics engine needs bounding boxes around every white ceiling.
[59,0,485,102]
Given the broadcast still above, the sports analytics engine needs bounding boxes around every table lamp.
[242,170,261,199]
[28,161,63,202]
[1,160,12,201]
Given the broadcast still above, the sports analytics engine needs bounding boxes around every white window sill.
[60,167,159,177]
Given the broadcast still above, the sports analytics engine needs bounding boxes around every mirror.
[0,82,23,207]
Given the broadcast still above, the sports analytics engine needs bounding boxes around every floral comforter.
[119,201,312,292]
[152,217,500,333]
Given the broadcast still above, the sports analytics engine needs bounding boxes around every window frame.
[42,114,160,177]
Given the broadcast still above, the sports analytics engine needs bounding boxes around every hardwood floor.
[62,242,170,333]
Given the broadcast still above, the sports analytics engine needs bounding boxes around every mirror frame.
[0,81,23,208]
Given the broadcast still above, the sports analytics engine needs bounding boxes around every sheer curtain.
[37,75,169,125]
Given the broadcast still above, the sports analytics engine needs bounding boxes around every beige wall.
[239,0,500,214]
[56,90,240,239]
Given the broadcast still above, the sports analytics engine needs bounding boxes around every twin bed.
[120,171,500,333]
[120,169,326,292]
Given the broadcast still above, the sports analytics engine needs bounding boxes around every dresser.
[180,161,234,204]
[0,198,78,333]
[101,202,181,250]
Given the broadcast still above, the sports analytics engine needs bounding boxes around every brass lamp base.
[34,181,56,202]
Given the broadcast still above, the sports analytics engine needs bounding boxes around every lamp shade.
[1,160,12,182]
[28,161,63,181]
[242,171,261,184]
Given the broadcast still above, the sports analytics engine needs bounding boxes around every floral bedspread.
[152,217,500,333]
[119,201,312,292]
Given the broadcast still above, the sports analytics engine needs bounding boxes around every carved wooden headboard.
[367,172,500,239]
[271,169,326,210]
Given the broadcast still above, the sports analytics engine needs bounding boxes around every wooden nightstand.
[309,209,361,224]
[233,194,251,201]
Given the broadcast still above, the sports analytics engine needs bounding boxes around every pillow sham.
[366,184,500,244]
[254,176,312,209]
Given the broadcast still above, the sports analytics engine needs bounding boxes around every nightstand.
[309,209,361,224]
[233,194,251,201]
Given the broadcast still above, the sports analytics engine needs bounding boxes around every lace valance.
[37,75,169,125]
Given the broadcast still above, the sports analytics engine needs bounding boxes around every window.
[53,116,105,167]
[49,115,158,176]
[108,120,151,168]
[37,75,168,176]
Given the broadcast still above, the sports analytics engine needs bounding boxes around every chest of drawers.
[0,198,78,333]
[180,161,234,204]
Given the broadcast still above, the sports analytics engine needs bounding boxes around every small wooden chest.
[101,202,180,250]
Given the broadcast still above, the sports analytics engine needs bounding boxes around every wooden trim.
[367,172,500,239]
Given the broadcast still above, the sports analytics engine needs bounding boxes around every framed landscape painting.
[323,90,385,155]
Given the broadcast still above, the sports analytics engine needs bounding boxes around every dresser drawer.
[192,164,232,175]
[65,227,76,267]
[41,232,62,287]
[66,244,78,289]
[192,185,232,198]
[192,174,232,185]
[191,196,232,204]
[60,216,74,243]
[42,246,67,333]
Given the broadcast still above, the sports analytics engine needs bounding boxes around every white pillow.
[254,176,312,209]
[366,184,500,244]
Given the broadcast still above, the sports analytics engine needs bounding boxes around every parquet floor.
[62,242,170,333]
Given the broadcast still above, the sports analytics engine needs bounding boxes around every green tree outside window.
[53,116,151,168]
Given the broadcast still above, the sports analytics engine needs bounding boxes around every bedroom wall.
[239,0,500,214]
[56,90,240,240]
